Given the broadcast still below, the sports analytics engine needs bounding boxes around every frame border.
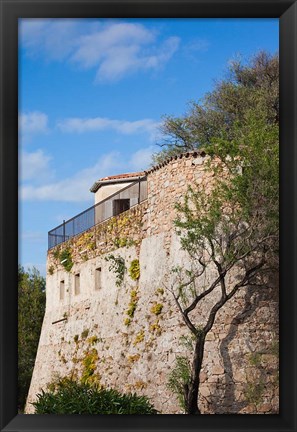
[1,1,296,431]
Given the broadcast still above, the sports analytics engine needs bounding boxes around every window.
[95,267,102,291]
[113,199,130,216]
[60,280,65,300]
[74,273,80,295]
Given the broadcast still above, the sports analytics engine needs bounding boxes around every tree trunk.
[185,333,206,414]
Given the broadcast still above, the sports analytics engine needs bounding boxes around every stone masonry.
[26,152,279,414]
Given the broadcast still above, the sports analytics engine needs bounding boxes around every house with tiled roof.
[91,171,147,221]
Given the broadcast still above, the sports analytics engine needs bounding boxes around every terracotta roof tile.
[99,171,145,181]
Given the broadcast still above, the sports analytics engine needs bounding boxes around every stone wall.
[26,153,279,414]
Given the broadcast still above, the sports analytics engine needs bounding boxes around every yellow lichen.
[127,354,140,363]
[149,320,162,336]
[133,330,145,346]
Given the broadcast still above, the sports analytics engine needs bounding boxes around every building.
[26,151,279,414]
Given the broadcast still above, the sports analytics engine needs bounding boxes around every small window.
[74,273,80,295]
[60,280,65,300]
[95,267,102,291]
[113,199,130,216]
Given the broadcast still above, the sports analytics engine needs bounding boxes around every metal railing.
[48,178,147,249]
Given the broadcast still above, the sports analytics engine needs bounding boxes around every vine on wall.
[105,254,126,287]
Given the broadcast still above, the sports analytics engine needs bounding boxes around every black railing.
[48,178,147,249]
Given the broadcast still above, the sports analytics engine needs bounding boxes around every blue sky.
[19,18,279,276]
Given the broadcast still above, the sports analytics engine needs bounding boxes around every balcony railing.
[48,178,147,250]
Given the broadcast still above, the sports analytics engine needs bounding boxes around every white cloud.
[20,152,124,202]
[72,22,154,69]
[20,149,52,182]
[183,38,210,62]
[19,19,90,61]
[93,35,180,82]
[19,111,48,135]
[57,116,161,140]
[19,147,155,202]
[20,19,180,82]
[129,146,156,170]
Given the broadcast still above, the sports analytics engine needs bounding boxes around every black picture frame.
[0,1,296,431]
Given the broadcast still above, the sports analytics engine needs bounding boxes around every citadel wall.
[26,152,279,414]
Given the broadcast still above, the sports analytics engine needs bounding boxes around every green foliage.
[174,109,279,275]
[126,300,137,318]
[179,334,196,351]
[32,378,158,414]
[87,335,99,345]
[81,329,89,339]
[244,380,265,406]
[59,248,74,272]
[150,303,163,316]
[249,352,262,367]
[124,317,131,326]
[113,237,128,248]
[127,302,137,317]
[125,288,139,323]
[270,339,279,356]
[128,259,140,280]
[155,287,164,295]
[74,334,79,343]
[169,110,278,411]
[105,254,126,287]
[149,320,162,336]
[160,51,279,415]
[82,253,88,262]
[153,51,278,165]
[18,266,46,411]
[53,248,60,260]
[48,265,55,275]
[133,330,145,346]
[167,356,191,411]
[81,348,100,385]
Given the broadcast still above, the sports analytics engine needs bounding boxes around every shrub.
[113,237,128,248]
[129,259,140,280]
[150,303,163,316]
[167,356,191,411]
[48,265,55,275]
[59,248,73,272]
[127,301,137,318]
[125,288,139,321]
[32,378,158,414]
[81,348,99,385]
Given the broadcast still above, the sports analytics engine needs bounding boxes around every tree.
[160,52,279,414]
[18,266,46,411]
[153,51,279,165]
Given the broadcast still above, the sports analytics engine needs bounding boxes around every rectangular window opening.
[60,280,65,300]
[113,199,130,216]
[74,273,80,295]
[95,267,102,291]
